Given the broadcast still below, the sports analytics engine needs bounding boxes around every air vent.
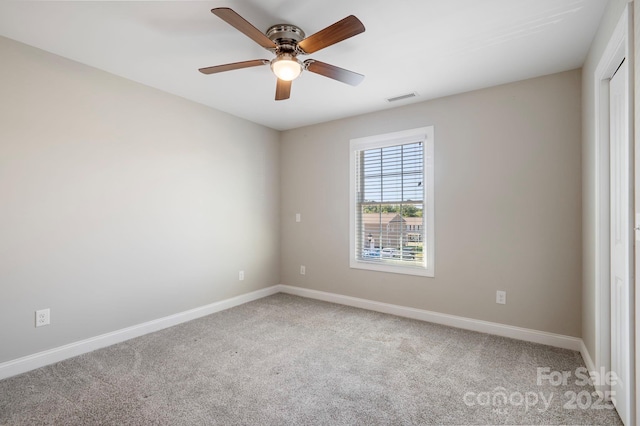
[386,92,418,103]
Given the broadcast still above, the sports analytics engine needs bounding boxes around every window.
[349,126,434,277]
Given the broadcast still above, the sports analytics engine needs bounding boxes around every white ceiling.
[0,0,607,131]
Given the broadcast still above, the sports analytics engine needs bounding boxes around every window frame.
[349,126,435,277]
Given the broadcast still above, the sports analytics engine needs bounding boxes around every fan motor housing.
[267,24,305,53]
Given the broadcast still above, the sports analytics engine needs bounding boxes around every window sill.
[350,259,434,277]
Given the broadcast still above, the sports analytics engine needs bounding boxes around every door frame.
[594,2,634,419]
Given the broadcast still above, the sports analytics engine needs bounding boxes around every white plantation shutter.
[350,127,434,277]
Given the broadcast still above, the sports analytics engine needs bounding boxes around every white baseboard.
[580,340,597,373]
[276,284,583,352]
[1,283,587,381]
[0,285,280,380]
[579,339,609,395]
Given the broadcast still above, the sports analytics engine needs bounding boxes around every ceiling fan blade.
[298,15,365,54]
[211,8,276,50]
[275,79,292,101]
[304,60,364,86]
[199,59,269,75]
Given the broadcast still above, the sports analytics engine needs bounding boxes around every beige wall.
[581,0,630,363]
[281,70,583,337]
[1,12,608,364]
[0,36,281,363]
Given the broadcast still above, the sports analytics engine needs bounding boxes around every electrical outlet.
[296,213,301,223]
[35,309,50,327]
[239,270,244,281]
[496,291,506,305]
[300,265,306,275]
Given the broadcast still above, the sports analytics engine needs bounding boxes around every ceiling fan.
[199,8,366,101]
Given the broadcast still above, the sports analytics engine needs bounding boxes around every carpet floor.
[0,293,623,425]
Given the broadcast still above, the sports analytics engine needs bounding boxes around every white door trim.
[594,4,631,395]
[594,5,637,424]
[609,57,633,425]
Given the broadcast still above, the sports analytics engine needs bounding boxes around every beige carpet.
[0,294,623,425]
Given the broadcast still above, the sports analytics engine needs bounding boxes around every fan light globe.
[271,55,302,81]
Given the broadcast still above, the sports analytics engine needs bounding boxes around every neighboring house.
[361,213,423,249]
[404,217,423,243]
